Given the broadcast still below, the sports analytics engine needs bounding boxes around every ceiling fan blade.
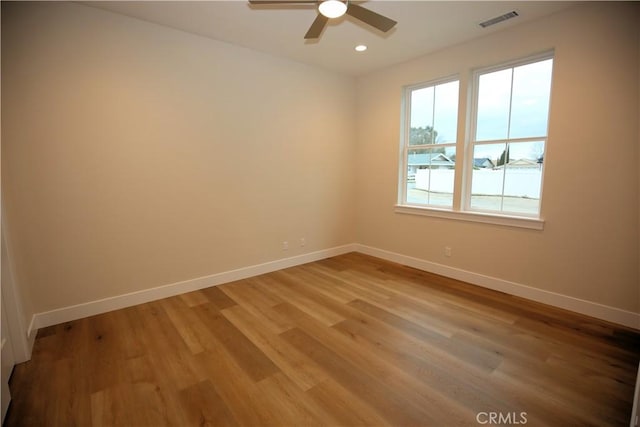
[305,13,329,39]
[346,3,397,32]
[248,1,317,4]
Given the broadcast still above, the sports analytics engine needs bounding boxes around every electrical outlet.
[300,238,306,247]
[444,246,452,257]
[282,241,289,251]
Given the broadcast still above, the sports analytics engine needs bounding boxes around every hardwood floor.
[5,253,640,426]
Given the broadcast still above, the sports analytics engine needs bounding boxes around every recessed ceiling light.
[355,45,367,52]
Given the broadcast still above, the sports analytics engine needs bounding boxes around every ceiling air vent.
[479,11,519,28]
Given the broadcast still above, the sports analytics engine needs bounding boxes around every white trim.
[1,211,35,362]
[27,316,37,341]
[27,241,639,342]
[399,76,460,208]
[355,244,640,330]
[465,52,553,216]
[631,362,639,427]
[395,204,544,230]
[29,244,356,331]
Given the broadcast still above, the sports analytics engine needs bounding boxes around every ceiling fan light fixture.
[318,0,347,19]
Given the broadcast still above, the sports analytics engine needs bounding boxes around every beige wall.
[1,2,356,317]
[2,1,639,323]
[356,2,640,313]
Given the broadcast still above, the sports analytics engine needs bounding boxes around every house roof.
[407,153,454,167]
[494,158,540,169]
[473,158,495,167]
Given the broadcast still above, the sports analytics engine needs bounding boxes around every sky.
[410,80,459,143]
[409,58,553,148]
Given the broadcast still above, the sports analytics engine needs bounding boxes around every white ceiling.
[83,1,577,76]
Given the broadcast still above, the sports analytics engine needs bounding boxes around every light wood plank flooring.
[5,253,640,426]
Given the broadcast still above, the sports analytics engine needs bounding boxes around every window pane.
[470,143,506,211]
[409,86,434,145]
[406,147,455,207]
[509,59,553,138]
[469,55,552,217]
[475,68,512,141]
[433,80,459,144]
[502,141,545,214]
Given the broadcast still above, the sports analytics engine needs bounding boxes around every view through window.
[404,79,459,208]
[400,53,553,221]
[469,56,553,215]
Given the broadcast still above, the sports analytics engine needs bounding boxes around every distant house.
[407,152,455,181]
[473,158,495,169]
[495,158,540,169]
[408,152,454,170]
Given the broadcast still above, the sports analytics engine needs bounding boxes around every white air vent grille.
[479,11,519,28]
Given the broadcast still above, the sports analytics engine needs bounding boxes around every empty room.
[1,1,639,426]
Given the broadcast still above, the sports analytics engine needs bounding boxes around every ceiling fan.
[248,0,397,39]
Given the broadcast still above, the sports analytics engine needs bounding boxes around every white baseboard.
[355,244,640,330]
[28,244,357,334]
[28,241,639,342]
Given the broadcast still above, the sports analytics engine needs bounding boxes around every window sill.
[394,204,544,230]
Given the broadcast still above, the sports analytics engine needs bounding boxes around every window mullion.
[473,136,546,145]
[407,143,456,150]
[506,68,514,139]
[499,69,516,212]
[431,85,437,144]
[463,71,480,213]
[401,90,411,204]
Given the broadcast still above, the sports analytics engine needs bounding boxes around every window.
[401,78,459,208]
[398,52,553,228]
[469,55,553,216]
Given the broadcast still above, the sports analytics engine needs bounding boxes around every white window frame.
[399,75,460,209]
[465,51,553,218]
[396,51,554,231]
